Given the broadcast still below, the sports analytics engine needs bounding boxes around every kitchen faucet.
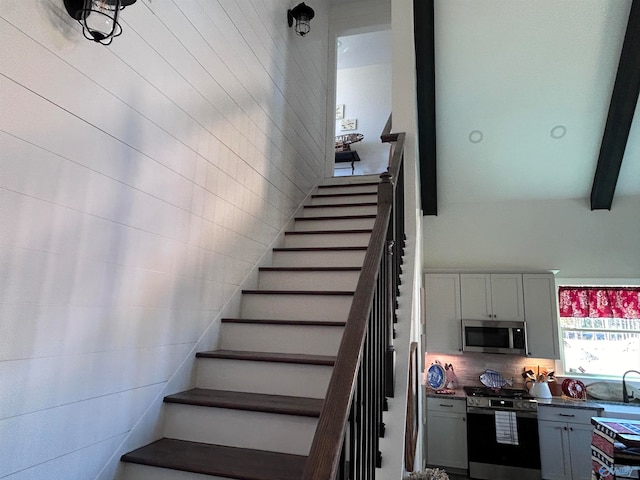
[622,370,640,403]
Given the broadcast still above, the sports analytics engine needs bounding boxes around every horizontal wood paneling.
[0,386,161,478]
[0,0,329,477]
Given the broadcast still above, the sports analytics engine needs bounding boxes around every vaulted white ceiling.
[334,1,639,206]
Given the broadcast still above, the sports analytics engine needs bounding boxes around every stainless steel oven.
[464,386,541,480]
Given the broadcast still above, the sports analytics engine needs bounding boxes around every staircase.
[120,178,381,480]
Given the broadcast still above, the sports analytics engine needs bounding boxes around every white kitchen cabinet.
[523,273,560,359]
[538,406,602,480]
[425,274,462,354]
[426,397,467,470]
[460,273,524,322]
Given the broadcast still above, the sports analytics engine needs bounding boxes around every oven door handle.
[467,407,538,419]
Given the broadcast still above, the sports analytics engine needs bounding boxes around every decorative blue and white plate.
[427,363,446,390]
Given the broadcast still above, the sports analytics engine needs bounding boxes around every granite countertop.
[422,386,620,410]
[536,397,605,410]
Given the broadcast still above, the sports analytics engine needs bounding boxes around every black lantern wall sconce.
[287,3,315,37]
[64,0,137,45]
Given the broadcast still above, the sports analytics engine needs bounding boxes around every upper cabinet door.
[523,273,560,359]
[425,274,463,354]
[460,273,524,321]
[460,274,492,319]
[491,274,524,322]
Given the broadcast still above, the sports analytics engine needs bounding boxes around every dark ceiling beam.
[590,0,640,210]
[413,0,437,215]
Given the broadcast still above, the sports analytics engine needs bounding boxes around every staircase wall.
[0,1,329,479]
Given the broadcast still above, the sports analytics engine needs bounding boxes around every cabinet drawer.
[427,396,466,414]
[538,406,600,424]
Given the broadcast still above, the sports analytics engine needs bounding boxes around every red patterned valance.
[558,287,640,319]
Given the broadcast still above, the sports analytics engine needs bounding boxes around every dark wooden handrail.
[302,127,405,480]
[381,113,399,143]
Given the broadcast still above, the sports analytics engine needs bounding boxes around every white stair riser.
[241,293,352,321]
[164,404,317,455]
[293,217,375,231]
[196,359,332,398]
[122,463,229,480]
[220,323,344,355]
[258,270,360,291]
[302,205,377,217]
[309,194,377,205]
[271,250,366,268]
[283,232,370,248]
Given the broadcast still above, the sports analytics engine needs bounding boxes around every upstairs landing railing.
[302,118,405,480]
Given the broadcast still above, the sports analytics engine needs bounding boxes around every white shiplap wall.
[0,0,329,478]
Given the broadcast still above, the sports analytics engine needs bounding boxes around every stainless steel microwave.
[462,319,527,355]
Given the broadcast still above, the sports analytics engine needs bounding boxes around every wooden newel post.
[378,171,394,207]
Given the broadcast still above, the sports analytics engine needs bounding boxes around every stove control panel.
[467,396,538,412]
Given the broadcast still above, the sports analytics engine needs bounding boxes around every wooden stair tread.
[311,192,377,198]
[294,214,376,221]
[222,318,346,326]
[196,350,336,365]
[121,438,306,480]
[272,246,367,252]
[241,289,354,295]
[259,266,361,272]
[317,182,379,189]
[165,388,323,417]
[304,202,377,209]
[284,229,372,235]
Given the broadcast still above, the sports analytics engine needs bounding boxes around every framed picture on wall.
[340,118,357,131]
[336,104,344,119]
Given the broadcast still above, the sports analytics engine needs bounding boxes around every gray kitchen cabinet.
[523,273,560,359]
[425,274,463,354]
[460,273,524,321]
[538,406,601,480]
[426,397,467,470]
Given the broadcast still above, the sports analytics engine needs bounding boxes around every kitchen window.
[558,286,640,377]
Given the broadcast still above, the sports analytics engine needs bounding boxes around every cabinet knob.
[563,426,567,430]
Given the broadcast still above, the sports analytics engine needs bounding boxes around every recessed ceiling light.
[550,125,566,139]
[337,40,342,47]
[469,130,483,143]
